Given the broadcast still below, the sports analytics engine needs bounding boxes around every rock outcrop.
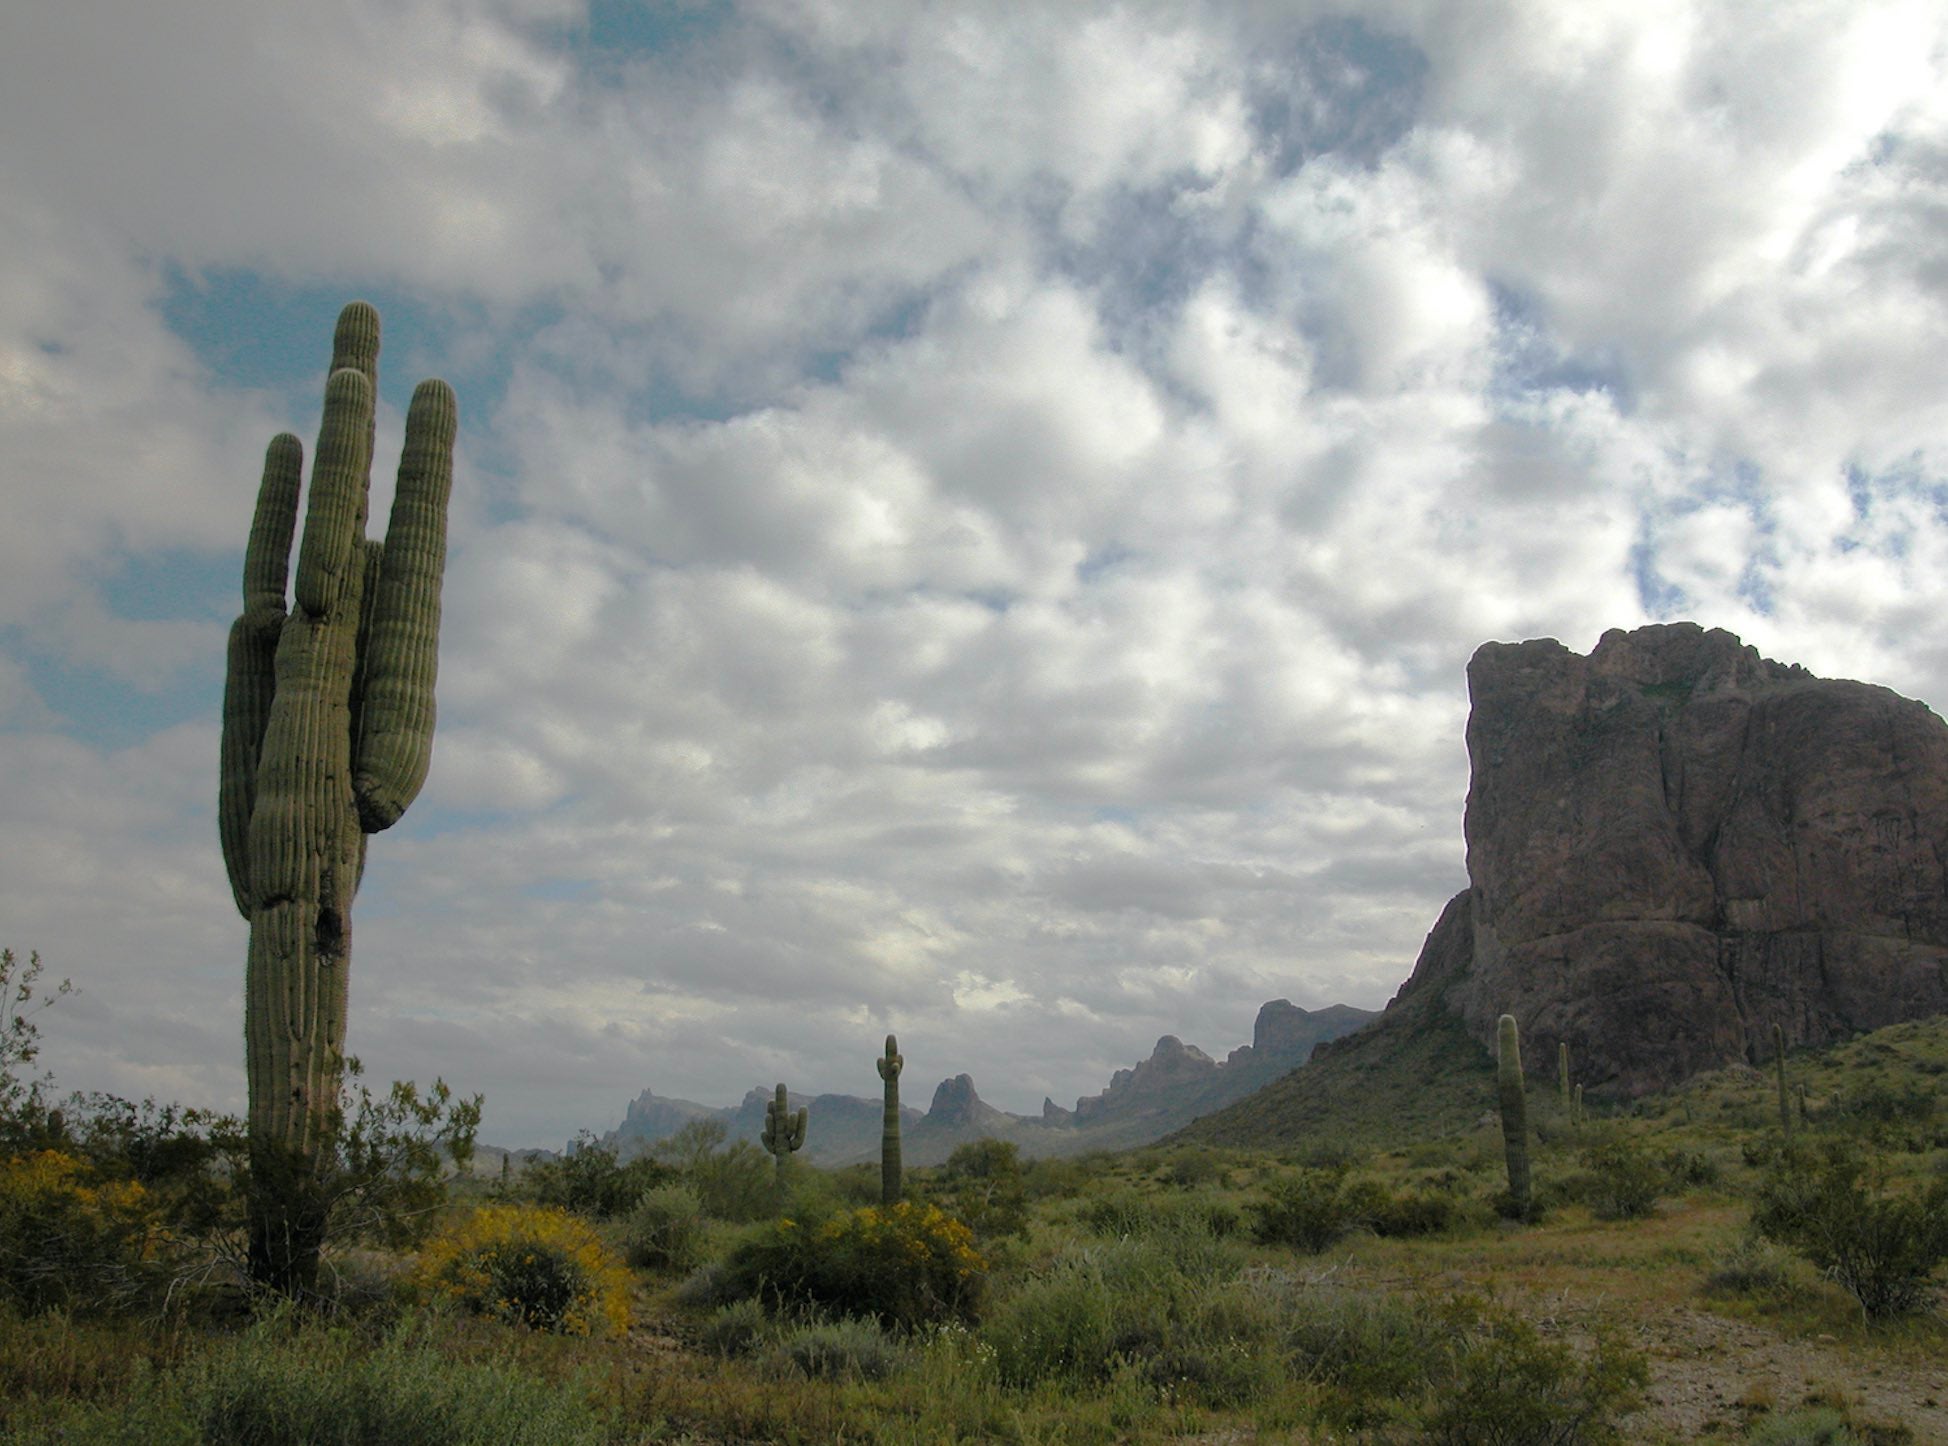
[1417,622,1948,1094]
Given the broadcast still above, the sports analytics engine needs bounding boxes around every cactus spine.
[762,1082,808,1182]
[1773,1022,1792,1138]
[877,1034,904,1205]
[219,302,456,1292]
[1497,1014,1531,1217]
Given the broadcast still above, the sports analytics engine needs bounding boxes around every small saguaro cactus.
[1558,1041,1571,1110]
[876,1034,904,1206]
[762,1082,808,1181]
[219,301,456,1293]
[1772,1022,1792,1139]
[1497,1014,1531,1217]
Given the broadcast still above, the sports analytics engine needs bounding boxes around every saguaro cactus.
[876,1034,904,1205]
[1558,1041,1571,1110]
[762,1082,807,1182]
[1772,1022,1792,1139]
[219,302,456,1292]
[1496,1014,1531,1217]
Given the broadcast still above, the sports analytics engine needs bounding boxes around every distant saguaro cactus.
[219,302,456,1293]
[762,1083,807,1182]
[1558,1041,1571,1110]
[1497,1014,1531,1217]
[1772,1023,1792,1139]
[876,1034,904,1206]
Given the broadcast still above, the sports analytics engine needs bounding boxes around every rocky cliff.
[1418,622,1948,1094]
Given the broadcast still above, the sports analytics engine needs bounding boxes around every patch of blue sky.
[160,266,542,426]
[1627,533,1687,619]
[11,639,221,749]
[102,546,235,625]
[1249,15,1428,174]
[1487,282,1633,412]
[552,0,731,71]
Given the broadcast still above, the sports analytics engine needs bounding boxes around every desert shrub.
[1744,1407,1860,1445]
[622,1184,704,1272]
[927,1139,1030,1239]
[984,1233,1268,1404]
[524,1134,673,1219]
[1581,1135,1664,1220]
[1423,1296,1648,1446]
[1250,1168,1357,1252]
[718,1201,986,1329]
[201,1313,606,1446]
[1022,1155,1090,1201]
[1366,1184,1461,1238]
[0,1150,162,1314]
[985,1253,1118,1386]
[1662,1148,1721,1189]
[690,1141,775,1223]
[1751,1144,1948,1319]
[1162,1149,1224,1189]
[1702,1235,1803,1302]
[1079,1187,1238,1241]
[413,1205,631,1336]
[769,1316,907,1381]
[699,1297,771,1357]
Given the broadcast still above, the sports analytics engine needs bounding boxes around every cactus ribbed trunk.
[762,1082,807,1190]
[1773,1022,1792,1139]
[1497,1014,1531,1216]
[219,303,455,1294]
[1558,1041,1570,1110]
[876,1034,903,1206]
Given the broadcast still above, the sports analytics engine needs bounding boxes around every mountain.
[599,998,1373,1165]
[1183,621,1948,1147]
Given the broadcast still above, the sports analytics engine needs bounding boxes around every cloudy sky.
[4,1,1946,1147]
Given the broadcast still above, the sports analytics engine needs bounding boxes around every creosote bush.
[719,1201,986,1329]
[1751,1142,1948,1319]
[524,1133,672,1219]
[622,1183,705,1272]
[413,1204,631,1336]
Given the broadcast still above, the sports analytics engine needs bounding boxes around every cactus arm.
[354,379,457,831]
[220,434,303,915]
[1497,1014,1531,1214]
[877,1034,903,1205]
[292,368,375,620]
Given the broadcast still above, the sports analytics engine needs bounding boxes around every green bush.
[525,1134,673,1219]
[699,1297,770,1357]
[983,1232,1268,1404]
[1423,1296,1648,1445]
[1078,1188,1241,1241]
[770,1316,907,1381]
[1250,1169,1357,1252]
[1701,1235,1802,1303]
[622,1184,704,1272]
[9,1312,609,1446]
[690,1141,775,1223]
[1581,1135,1664,1220]
[412,1205,632,1336]
[1751,1143,1948,1319]
[1366,1184,1461,1238]
[927,1139,1030,1239]
[718,1202,986,1329]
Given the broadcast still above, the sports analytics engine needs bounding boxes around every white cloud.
[6,0,1948,1143]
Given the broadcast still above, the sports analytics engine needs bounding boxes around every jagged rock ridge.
[1418,621,1948,1094]
[600,999,1373,1164]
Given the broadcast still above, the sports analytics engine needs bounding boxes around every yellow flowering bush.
[721,1201,986,1328]
[0,1149,160,1313]
[413,1204,632,1336]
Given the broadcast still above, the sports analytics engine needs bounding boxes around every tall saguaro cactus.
[1772,1022,1793,1139]
[1496,1014,1531,1218]
[762,1082,808,1184]
[876,1034,904,1206]
[219,302,456,1292]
